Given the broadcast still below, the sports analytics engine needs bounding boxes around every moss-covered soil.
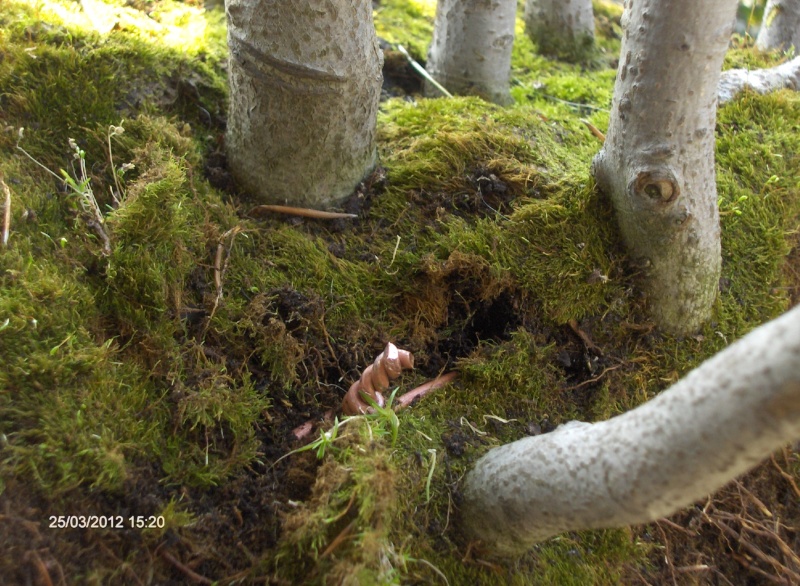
[1,0,799,583]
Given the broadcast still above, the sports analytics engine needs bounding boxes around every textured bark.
[461,304,800,557]
[718,55,800,104]
[225,1,383,208]
[424,0,516,105]
[757,0,800,51]
[524,0,595,62]
[592,0,738,335]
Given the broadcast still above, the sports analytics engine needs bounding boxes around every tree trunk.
[718,55,800,104]
[225,1,383,208]
[424,0,516,105]
[460,304,800,557]
[592,0,738,335]
[757,0,800,51]
[524,0,595,62]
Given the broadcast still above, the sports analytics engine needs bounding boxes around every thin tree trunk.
[225,1,383,208]
[424,0,516,105]
[524,0,595,62]
[757,0,800,51]
[718,55,800,104]
[592,0,738,335]
[460,304,800,556]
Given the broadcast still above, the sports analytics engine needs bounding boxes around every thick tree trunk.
[524,0,595,62]
[757,0,800,51]
[592,0,738,335]
[225,1,383,208]
[460,304,800,557]
[424,0,516,105]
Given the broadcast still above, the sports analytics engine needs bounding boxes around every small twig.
[160,550,213,585]
[772,451,800,499]
[320,519,357,559]
[658,517,696,536]
[568,318,603,355]
[27,551,53,586]
[656,521,679,586]
[734,479,773,518]
[411,557,450,586]
[562,365,620,392]
[580,118,606,142]
[207,226,243,329]
[325,492,357,525]
[1,175,11,247]
[714,511,800,570]
[705,514,800,583]
[396,44,453,98]
[249,204,357,220]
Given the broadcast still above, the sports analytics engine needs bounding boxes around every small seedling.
[271,416,356,470]
[362,387,401,447]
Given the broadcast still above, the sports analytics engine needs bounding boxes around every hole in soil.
[433,288,523,372]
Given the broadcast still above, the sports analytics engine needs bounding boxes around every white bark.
[524,0,595,62]
[756,0,800,51]
[225,1,383,208]
[424,0,516,105]
[461,304,800,556]
[719,56,800,104]
[592,0,738,335]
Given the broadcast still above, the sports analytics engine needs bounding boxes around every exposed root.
[649,457,800,584]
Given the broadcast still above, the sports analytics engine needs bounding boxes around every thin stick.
[772,451,800,499]
[562,365,620,392]
[706,515,800,583]
[580,118,606,142]
[28,551,53,586]
[1,176,11,247]
[249,204,357,220]
[320,519,357,559]
[160,550,213,585]
[396,44,453,98]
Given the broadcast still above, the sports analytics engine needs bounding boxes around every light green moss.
[373,0,436,60]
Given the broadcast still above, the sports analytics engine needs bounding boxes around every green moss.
[0,253,161,493]
[273,418,401,585]
[373,0,436,61]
